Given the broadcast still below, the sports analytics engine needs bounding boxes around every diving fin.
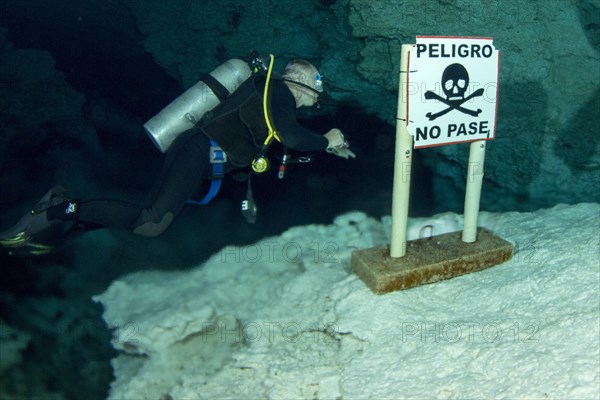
[0,186,68,256]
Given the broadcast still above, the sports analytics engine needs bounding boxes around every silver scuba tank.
[143,59,252,153]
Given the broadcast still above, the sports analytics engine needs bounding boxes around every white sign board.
[407,36,500,149]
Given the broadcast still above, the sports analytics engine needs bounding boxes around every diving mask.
[314,73,324,93]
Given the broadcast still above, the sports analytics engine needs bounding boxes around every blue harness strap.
[186,140,226,206]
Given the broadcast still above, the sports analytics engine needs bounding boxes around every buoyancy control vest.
[200,74,275,167]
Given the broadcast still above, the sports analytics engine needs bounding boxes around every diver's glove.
[324,128,356,159]
[326,145,356,159]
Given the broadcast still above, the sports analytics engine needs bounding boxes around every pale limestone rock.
[95,204,600,399]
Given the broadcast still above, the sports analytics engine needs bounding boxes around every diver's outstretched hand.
[324,129,356,159]
[326,146,356,159]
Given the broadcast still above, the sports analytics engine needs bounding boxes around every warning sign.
[407,36,500,149]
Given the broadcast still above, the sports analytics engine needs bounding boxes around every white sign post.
[390,44,414,257]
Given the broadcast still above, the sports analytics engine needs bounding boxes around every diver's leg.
[130,130,212,237]
[0,188,146,254]
[0,130,212,251]
[74,130,212,236]
[0,186,73,252]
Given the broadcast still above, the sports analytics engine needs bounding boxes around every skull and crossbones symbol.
[424,63,484,121]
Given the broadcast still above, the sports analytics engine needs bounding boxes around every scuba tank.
[143,59,252,152]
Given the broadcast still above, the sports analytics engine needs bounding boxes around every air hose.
[251,54,280,173]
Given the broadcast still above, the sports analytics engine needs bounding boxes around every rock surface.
[94,203,600,399]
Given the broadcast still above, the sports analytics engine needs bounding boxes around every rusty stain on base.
[351,228,513,294]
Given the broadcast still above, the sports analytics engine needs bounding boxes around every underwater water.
[0,0,598,399]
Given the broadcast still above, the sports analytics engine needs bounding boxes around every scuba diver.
[0,57,355,255]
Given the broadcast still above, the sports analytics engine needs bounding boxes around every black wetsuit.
[49,79,328,237]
